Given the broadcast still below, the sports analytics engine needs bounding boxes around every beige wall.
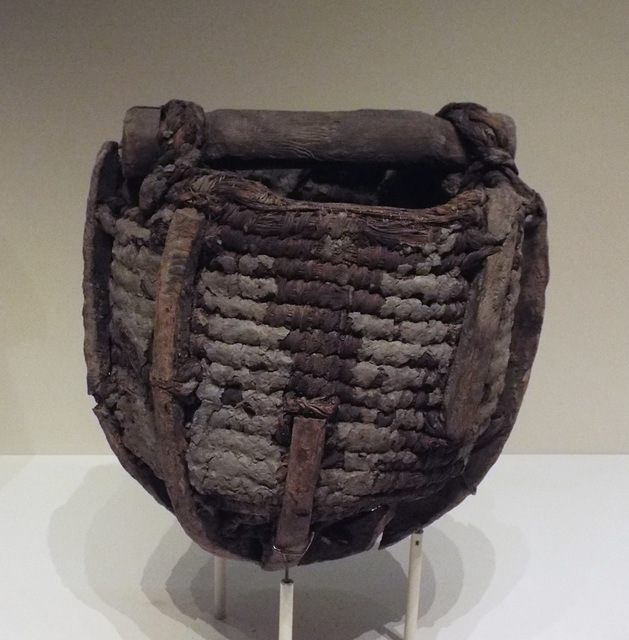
[1,0,627,454]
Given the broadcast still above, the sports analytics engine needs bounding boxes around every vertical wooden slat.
[267,417,327,568]
[381,195,549,549]
[461,216,550,484]
[151,207,237,558]
[82,141,119,397]
[83,141,171,508]
[442,186,521,442]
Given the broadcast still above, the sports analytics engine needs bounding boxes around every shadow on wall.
[0,236,45,456]
[47,462,529,639]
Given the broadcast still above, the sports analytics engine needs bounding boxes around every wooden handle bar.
[204,109,468,165]
[120,106,513,179]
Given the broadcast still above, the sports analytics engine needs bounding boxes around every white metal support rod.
[279,574,294,640]
[213,555,227,620]
[403,532,424,640]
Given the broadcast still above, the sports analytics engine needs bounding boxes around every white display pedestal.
[213,556,226,621]
[279,577,294,640]
[403,532,424,640]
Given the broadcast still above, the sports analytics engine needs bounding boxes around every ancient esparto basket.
[83,100,548,569]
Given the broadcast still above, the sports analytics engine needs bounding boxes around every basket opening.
[208,159,454,211]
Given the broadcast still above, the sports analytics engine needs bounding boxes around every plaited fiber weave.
[83,100,548,569]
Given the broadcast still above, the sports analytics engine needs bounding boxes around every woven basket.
[83,100,548,569]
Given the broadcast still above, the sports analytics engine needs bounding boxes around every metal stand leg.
[279,569,294,640]
[213,555,227,620]
[403,532,424,640]
[214,537,420,638]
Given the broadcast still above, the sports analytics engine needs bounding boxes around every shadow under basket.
[83,100,548,570]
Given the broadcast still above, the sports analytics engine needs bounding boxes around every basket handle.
[120,105,515,179]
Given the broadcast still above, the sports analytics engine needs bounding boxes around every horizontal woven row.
[193,378,444,413]
[199,291,466,325]
[194,356,445,393]
[206,240,495,280]
[192,313,455,368]
[208,197,480,241]
[198,270,468,305]
[215,227,455,269]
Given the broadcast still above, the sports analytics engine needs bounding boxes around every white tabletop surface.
[1,454,628,640]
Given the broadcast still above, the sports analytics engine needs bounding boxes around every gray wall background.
[1,0,627,454]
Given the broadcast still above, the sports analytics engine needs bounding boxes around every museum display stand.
[211,532,424,640]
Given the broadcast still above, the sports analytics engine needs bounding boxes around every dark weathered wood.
[267,416,327,568]
[82,141,119,396]
[150,207,239,559]
[121,106,161,179]
[442,186,520,442]
[120,107,471,179]
[461,215,550,481]
[204,109,467,165]
[302,505,394,564]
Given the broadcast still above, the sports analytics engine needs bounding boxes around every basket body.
[83,101,548,568]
